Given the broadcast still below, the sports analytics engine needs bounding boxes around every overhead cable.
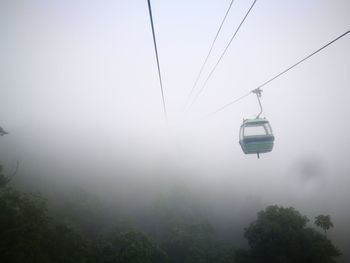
[208,30,350,116]
[147,0,168,121]
[186,0,236,103]
[188,0,258,111]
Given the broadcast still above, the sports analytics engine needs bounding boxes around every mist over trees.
[0,165,342,263]
[1,0,349,262]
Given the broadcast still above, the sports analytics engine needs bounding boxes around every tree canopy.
[0,166,343,263]
[315,215,334,236]
[235,205,340,263]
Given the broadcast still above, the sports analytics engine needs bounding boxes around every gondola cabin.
[239,118,274,157]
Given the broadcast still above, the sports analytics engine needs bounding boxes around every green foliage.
[315,215,334,235]
[236,205,341,263]
[57,187,105,237]
[0,166,344,263]
[102,230,169,263]
[150,186,229,263]
[0,168,93,263]
[0,165,11,187]
[45,224,94,263]
[0,170,50,262]
[1,165,168,262]
[162,222,214,263]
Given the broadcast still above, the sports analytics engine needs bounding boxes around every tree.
[102,230,169,263]
[150,186,224,263]
[162,222,216,263]
[314,215,334,236]
[235,205,340,263]
[0,166,93,263]
[0,167,51,262]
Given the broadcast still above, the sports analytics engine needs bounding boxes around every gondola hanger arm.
[252,88,263,118]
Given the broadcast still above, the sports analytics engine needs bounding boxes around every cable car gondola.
[238,88,274,158]
[239,118,274,158]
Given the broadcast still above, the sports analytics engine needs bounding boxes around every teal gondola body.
[239,118,274,155]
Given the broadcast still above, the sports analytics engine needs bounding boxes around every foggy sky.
[1,0,350,259]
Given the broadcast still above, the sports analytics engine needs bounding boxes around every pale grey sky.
[0,0,350,256]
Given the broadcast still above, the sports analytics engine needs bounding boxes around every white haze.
[1,0,350,260]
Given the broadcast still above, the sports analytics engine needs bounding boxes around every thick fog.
[1,0,350,261]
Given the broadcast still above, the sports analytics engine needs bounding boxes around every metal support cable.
[207,91,251,117]
[147,0,168,121]
[187,0,258,111]
[186,0,236,103]
[256,30,350,91]
[208,29,350,117]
